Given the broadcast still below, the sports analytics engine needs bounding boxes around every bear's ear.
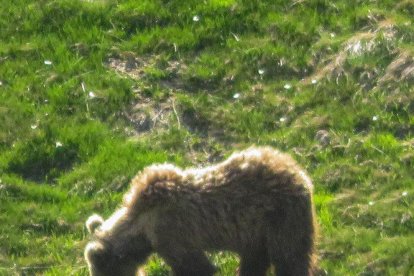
[86,214,104,234]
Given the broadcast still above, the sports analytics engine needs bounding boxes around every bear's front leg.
[159,249,216,276]
[238,249,270,276]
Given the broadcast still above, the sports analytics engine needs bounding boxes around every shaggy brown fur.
[84,147,317,276]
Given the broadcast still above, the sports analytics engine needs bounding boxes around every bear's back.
[123,147,312,214]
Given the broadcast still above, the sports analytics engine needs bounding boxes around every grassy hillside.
[0,0,413,275]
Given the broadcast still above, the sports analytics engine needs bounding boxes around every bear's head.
[84,214,139,276]
[84,240,139,276]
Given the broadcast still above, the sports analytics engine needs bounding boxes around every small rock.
[315,130,330,147]
[130,112,151,132]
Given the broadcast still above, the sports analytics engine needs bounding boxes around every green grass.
[0,0,413,275]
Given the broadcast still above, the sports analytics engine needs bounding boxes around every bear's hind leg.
[269,235,314,276]
[273,252,313,276]
[266,199,316,276]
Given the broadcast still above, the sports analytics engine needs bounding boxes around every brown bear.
[84,146,317,276]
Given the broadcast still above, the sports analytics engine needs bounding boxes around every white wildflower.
[279,117,286,122]
[284,84,292,90]
[368,201,374,206]
[31,124,38,130]
[258,69,265,75]
[44,60,52,65]
[55,141,63,148]
[233,93,240,99]
[372,115,378,121]
[88,91,96,99]
[330,33,335,38]
[402,191,408,197]
[311,79,317,84]
[193,15,200,22]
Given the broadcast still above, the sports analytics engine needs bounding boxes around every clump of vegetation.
[0,0,413,275]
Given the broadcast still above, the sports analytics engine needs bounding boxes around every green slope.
[0,0,413,275]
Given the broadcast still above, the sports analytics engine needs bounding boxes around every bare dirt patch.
[106,52,227,139]
[106,52,149,80]
[106,52,187,91]
[105,52,188,134]
[123,94,178,135]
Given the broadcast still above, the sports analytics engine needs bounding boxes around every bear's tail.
[86,214,104,234]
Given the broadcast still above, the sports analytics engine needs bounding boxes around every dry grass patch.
[309,20,397,84]
[379,49,414,85]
